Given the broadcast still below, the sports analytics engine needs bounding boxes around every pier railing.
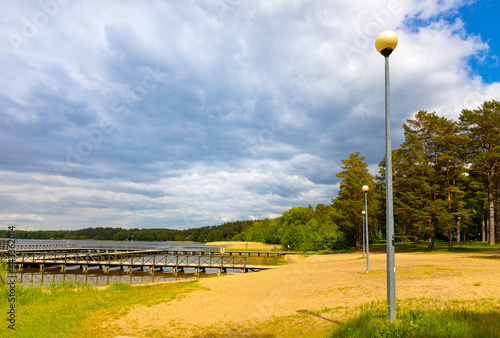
[2,250,246,270]
[0,244,78,251]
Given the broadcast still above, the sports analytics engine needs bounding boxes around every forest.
[3,100,499,252]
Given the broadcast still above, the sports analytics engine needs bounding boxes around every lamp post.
[362,210,366,258]
[363,185,370,272]
[375,30,397,321]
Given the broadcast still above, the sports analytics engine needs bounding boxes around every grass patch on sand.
[0,280,203,338]
[331,298,500,338]
[190,298,500,338]
[206,241,283,252]
[369,240,500,254]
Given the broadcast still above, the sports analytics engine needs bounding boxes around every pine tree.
[332,152,374,249]
[433,115,467,248]
[393,111,444,250]
[460,100,500,245]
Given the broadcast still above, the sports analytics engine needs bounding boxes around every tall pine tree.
[332,152,374,249]
[460,100,500,245]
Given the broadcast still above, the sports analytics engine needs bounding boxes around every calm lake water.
[14,239,219,251]
[11,239,283,287]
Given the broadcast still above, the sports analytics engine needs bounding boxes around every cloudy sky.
[1,0,499,231]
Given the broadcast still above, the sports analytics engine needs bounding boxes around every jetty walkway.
[0,248,280,275]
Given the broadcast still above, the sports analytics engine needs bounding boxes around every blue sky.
[0,0,499,231]
[459,0,500,83]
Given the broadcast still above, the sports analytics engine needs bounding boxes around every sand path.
[111,251,500,337]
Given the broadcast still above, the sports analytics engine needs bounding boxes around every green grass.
[184,299,500,338]
[368,240,500,254]
[0,279,204,338]
[331,299,500,338]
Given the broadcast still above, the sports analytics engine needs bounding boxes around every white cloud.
[0,0,497,230]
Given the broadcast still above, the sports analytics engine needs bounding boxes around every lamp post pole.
[362,211,366,258]
[376,30,398,321]
[363,185,370,272]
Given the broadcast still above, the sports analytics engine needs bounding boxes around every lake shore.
[109,250,500,337]
[205,241,283,251]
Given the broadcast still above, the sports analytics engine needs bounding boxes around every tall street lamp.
[362,210,366,258]
[375,30,397,321]
[363,185,370,273]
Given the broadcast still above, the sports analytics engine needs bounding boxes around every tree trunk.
[427,230,434,251]
[482,206,486,242]
[496,181,500,243]
[448,226,453,249]
[456,218,461,246]
[488,179,496,245]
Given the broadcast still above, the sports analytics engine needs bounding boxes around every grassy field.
[0,280,204,338]
[1,241,499,337]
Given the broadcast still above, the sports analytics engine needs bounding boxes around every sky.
[1,0,499,231]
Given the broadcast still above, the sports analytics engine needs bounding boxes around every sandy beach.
[110,251,500,337]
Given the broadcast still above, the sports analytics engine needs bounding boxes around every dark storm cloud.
[0,0,498,230]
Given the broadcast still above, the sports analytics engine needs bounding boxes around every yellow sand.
[110,251,500,337]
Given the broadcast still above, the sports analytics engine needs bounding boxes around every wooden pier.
[1,249,277,275]
[5,246,297,257]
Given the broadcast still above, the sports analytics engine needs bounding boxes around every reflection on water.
[244,256,286,266]
[16,266,230,287]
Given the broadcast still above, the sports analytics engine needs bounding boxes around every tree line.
[0,221,257,243]
[330,100,500,250]
[3,100,498,251]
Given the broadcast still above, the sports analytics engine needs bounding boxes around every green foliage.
[242,204,347,252]
[106,281,132,292]
[460,100,500,245]
[378,108,492,250]
[332,152,376,249]
[331,302,499,338]
[0,260,7,286]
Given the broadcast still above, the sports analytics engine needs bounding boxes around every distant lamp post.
[362,210,366,258]
[363,185,370,273]
[375,30,398,321]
